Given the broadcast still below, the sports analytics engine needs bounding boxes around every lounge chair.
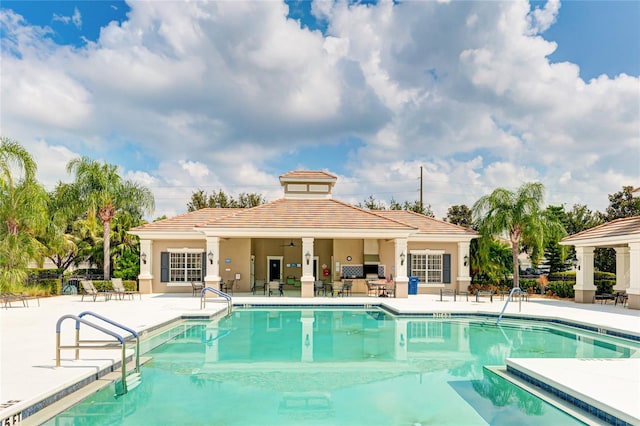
[80,280,111,301]
[112,278,141,300]
[1,291,40,308]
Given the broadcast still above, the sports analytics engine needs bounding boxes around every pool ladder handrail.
[497,287,524,325]
[56,311,140,395]
[200,286,232,314]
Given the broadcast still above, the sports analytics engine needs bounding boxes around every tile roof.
[371,210,479,236]
[561,216,640,243]
[279,170,337,181]
[130,208,238,232]
[197,199,414,230]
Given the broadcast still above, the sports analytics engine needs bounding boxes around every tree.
[38,182,99,273]
[0,137,48,290]
[445,205,473,227]
[67,157,155,280]
[359,195,385,210]
[472,182,564,288]
[390,198,435,217]
[538,205,570,272]
[187,189,265,211]
[605,186,640,220]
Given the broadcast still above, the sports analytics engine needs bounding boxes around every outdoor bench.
[475,290,493,302]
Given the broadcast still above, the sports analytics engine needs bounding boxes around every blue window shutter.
[443,254,451,283]
[201,252,206,277]
[161,252,169,282]
[407,253,411,277]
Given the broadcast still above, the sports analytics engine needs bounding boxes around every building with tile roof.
[129,171,478,298]
[561,216,640,309]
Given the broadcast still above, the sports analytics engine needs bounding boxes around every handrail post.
[56,332,61,367]
[121,344,127,394]
[75,328,80,360]
[497,287,523,324]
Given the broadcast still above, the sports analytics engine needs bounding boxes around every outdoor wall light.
[572,254,580,270]
[305,251,311,265]
[141,252,147,264]
[208,250,214,265]
[400,251,405,266]
[464,255,469,266]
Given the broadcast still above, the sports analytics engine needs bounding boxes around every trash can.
[408,276,419,295]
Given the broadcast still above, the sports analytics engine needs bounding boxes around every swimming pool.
[45,308,638,425]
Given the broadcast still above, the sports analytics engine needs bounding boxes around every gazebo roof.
[560,216,640,247]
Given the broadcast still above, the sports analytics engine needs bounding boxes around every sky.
[1,0,639,220]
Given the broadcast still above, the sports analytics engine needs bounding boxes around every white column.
[394,238,408,280]
[574,246,596,303]
[614,247,630,292]
[457,241,471,293]
[205,236,221,285]
[628,243,640,296]
[394,238,409,298]
[139,239,152,279]
[301,237,315,298]
[457,242,471,279]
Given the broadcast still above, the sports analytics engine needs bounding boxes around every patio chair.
[342,280,353,297]
[366,280,378,297]
[314,280,325,296]
[332,281,344,297]
[222,279,235,295]
[191,281,204,296]
[269,281,284,297]
[252,279,266,295]
[614,292,628,307]
[111,278,141,300]
[80,280,111,301]
[383,281,395,298]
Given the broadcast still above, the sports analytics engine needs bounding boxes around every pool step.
[126,372,141,391]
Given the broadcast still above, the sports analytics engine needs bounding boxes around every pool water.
[46,308,638,425]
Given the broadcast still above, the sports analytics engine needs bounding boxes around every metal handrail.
[79,311,140,373]
[200,287,232,314]
[497,287,524,324]
[56,312,140,395]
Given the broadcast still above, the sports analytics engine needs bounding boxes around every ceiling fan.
[281,240,298,247]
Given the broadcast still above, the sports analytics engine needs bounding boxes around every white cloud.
[0,1,637,220]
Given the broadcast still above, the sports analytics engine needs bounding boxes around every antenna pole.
[420,166,423,213]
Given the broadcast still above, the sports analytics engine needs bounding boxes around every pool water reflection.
[47,308,637,425]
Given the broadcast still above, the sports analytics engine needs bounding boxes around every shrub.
[595,280,615,295]
[547,281,575,298]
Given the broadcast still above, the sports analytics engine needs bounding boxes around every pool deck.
[1,293,639,425]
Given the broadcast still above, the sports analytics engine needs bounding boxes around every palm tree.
[0,137,48,290]
[472,182,563,289]
[67,157,155,280]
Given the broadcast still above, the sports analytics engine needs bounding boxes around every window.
[169,252,203,283]
[410,252,443,284]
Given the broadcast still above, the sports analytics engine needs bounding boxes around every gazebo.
[560,213,640,310]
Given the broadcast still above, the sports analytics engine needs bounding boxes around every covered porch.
[561,216,640,310]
